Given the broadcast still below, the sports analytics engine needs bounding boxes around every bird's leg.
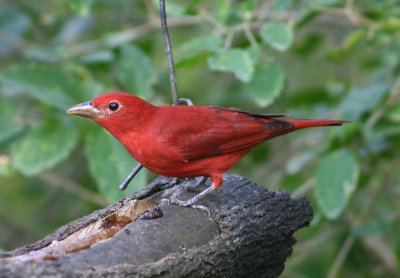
[162,174,222,215]
[164,176,208,202]
[167,186,216,207]
[119,163,144,191]
[162,186,215,215]
[161,178,216,215]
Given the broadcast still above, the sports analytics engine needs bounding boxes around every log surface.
[0,174,313,277]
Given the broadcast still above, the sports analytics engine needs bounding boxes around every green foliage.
[260,21,294,51]
[11,119,78,176]
[69,0,93,15]
[181,35,223,54]
[84,128,146,203]
[314,149,359,220]
[0,0,399,277]
[208,48,255,82]
[0,96,24,144]
[0,63,97,110]
[245,61,285,107]
[115,45,158,99]
[0,6,31,56]
[341,83,388,120]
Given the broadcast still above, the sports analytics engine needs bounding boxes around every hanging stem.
[159,0,180,105]
[120,0,185,192]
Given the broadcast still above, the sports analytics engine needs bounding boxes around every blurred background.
[0,0,399,277]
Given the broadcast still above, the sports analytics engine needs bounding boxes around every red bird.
[67,92,347,206]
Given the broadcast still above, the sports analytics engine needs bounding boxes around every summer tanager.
[67,92,347,206]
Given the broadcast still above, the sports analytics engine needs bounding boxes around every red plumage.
[68,92,347,189]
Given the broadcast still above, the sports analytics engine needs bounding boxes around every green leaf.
[381,17,400,32]
[0,96,24,144]
[208,49,254,82]
[115,45,158,100]
[352,220,391,237]
[69,0,93,15]
[286,151,317,175]
[215,0,232,24]
[152,0,185,16]
[387,105,400,122]
[245,61,285,107]
[312,0,340,5]
[326,29,367,63]
[0,7,31,56]
[81,50,114,64]
[239,0,259,20]
[314,149,359,220]
[165,2,185,16]
[181,35,224,54]
[260,21,293,51]
[342,29,367,50]
[273,0,293,11]
[176,52,209,69]
[341,83,388,120]
[84,128,147,203]
[247,47,262,64]
[11,119,78,176]
[23,47,63,62]
[0,63,98,111]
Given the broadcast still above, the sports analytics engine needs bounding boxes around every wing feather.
[157,106,292,162]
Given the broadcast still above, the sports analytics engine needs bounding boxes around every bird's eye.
[108,102,119,111]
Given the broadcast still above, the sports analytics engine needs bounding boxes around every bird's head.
[67,92,155,133]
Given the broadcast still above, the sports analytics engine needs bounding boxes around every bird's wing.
[214,107,287,119]
[158,106,293,161]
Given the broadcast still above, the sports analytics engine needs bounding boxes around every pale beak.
[66,101,103,119]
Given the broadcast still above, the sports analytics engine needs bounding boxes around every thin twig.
[119,0,191,192]
[366,75,400,129]
[56,16,205,60]
[39,172,108,206]
[313,2,379,36]
[287,227,344,268]
[243,23,259,48]
[327,163,392,277]
[292,177,315,198]
[363,235,397,271]
[224,30,234,50]
[327,235,356,278]
[159,0,179,105]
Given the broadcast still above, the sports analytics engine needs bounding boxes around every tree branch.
[0,174,312,277]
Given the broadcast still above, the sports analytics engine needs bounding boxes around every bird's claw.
[178,98,193,106]
[160,198,211,216]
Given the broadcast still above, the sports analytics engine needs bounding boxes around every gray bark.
[0,174,313,277]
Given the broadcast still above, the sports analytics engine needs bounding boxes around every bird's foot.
[161,197,211,215]
[178,98,194,106]
[161,185,215,216]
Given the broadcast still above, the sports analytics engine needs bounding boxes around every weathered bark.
[0,174,313,277]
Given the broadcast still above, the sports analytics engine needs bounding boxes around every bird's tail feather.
[287,119,350,130]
